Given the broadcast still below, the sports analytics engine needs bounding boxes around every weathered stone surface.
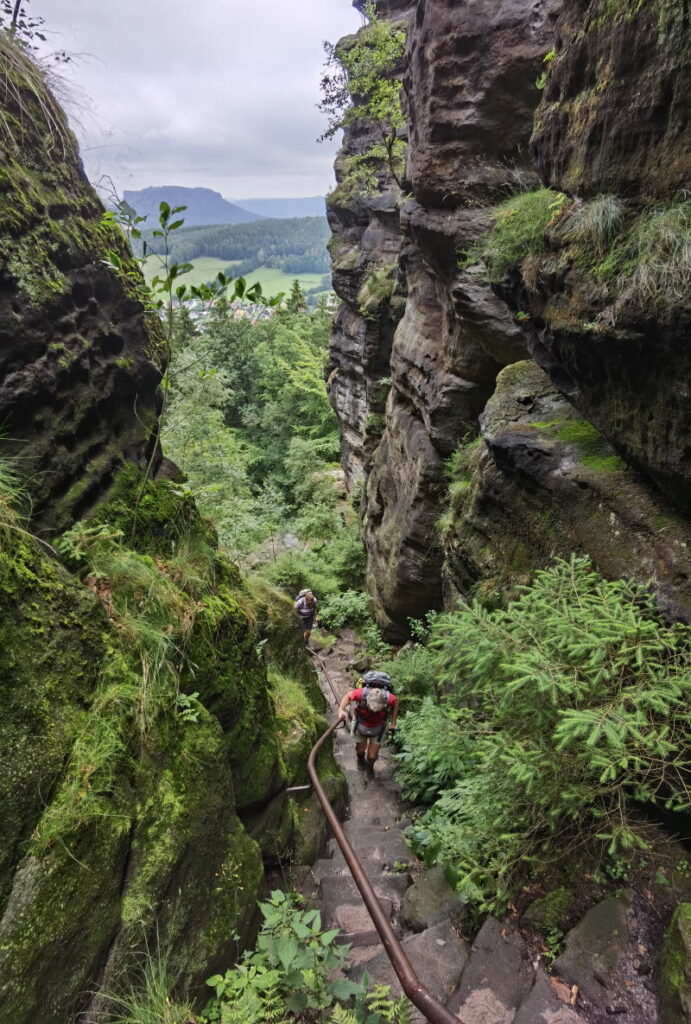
[404,0,562,207]
[553,892,632,1009]
[532,0,691,198]
[401,865,466,933]
[447,917,535,1023]
[0,41,164,533]
[443,361,691,622]
[349,918,469,999]
[512,968,581,1024]
[659,904,691,1024]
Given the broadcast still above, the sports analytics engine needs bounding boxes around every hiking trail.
[302,630,658,1024]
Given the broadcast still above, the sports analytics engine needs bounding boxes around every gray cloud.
[32,0,361,197]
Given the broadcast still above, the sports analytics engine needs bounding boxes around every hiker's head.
[365,688,388,713]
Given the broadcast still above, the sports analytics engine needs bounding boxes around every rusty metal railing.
[307,717,459,1024]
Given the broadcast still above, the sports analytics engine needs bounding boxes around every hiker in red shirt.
[338,671,398,778]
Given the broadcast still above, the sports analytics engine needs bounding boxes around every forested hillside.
[144,215,330,275]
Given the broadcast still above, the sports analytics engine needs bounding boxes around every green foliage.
[395,699,477,803]
[204,891,408,1024]
[473,188,567,280]
[320,2,407,189]
[626,200,691,309]
[376,644,439,704]
[399,557,691,912]
[161,305,343,558]
[320,590,372,630]
[204,890,360,1022]
[560,195,624,258]
[357,262,397,315]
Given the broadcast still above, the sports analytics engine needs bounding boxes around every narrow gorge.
[0,0,689,1021]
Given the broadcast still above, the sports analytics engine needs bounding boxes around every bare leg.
[365,739,381,763]
[355,738,367,768]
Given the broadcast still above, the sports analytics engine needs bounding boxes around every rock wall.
[327,0,690,638]
[0,38,164,534]
[0,39,344,1023]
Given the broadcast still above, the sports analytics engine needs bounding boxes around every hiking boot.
[356,751,366,770]
[365,758,375,778]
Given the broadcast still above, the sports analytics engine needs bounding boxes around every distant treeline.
[142,216,330,274]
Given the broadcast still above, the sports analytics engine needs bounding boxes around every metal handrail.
[307,719,459,1024]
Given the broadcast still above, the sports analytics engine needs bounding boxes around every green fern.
[329,1005,358,1024]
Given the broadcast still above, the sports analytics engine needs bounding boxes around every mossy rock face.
[444,361,691,623]
[184,575,286,811]
[521,886,574,934]
[532,0,690,198]
[86,463,215,558]
[0,532,107,909]
[0,815,130,1024]
[659,904,691,1024]
[0,38,165,534]
[91,710,263,1008]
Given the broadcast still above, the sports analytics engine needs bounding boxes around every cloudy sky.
[31,0,361,199]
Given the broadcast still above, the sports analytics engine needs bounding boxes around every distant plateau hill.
[122,186,263,227]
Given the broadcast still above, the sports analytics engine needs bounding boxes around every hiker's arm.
[338,691,354,721]
[389,696,399,729]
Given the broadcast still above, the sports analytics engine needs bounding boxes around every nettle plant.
[319,0,407,191]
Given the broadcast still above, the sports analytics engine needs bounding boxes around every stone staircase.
[315,716,585,1022]
[307,640,595,1023]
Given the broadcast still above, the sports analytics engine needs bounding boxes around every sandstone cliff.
[0,40,343,1023]
[327,0,690,639]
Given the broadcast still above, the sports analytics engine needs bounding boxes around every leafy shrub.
[377,644,439,703]
[320,589,372,630]
[395,698,477,803]
[261,549,341,601]
[477,188,567,280]
[401,557,691,911]
[205,890,355,1021]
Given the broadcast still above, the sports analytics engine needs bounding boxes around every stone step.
[342,818,407,840]
[512,968,583,1024]
[332,900,394,947]
[447,917,535,1024]
[319,870,410,911]
[311,858,351,883]
[348,919,468,1016]
[327,829,410,868]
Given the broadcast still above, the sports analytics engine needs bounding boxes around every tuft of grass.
[560,195,624,258]
[98,948,194,1024]
[479,188,567,280]
[0,34,73,159]
[626,201,691,309]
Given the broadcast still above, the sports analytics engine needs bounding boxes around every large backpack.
[357,671,394,719]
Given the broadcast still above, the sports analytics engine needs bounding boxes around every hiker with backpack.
[337,671,398,778]
[294,588,318,646]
